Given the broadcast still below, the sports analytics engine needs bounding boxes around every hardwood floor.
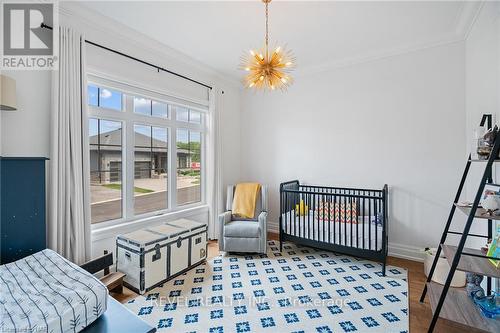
[387,256,474,333]
[112,237,474,333]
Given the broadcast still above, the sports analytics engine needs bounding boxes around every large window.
[88,79,206,225]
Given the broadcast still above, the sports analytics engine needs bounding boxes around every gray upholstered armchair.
[218,185,268,254]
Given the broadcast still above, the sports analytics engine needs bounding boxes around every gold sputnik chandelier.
[240,0,295,91]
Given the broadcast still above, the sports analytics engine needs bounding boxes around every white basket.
[423,248,466,287]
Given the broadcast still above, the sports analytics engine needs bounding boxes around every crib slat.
[338,191,341,245]
[375,197,378,251]
[322,191,325,242]
[350,194,353,248]
[333,193,336,245]
[328,192,331,244]
[362,192,366,250]
[294,192,296,237]
[355,196,359,249]
[304,187,311,238]
[289,192,292,236]
[316,192,320,241]
[312,191,316,240]
[369,192,372,250]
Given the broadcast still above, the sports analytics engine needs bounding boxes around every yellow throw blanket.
[232,183,261,219]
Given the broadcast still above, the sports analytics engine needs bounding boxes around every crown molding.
[293,1,483,79]
[58,2,241,91]
[294,35,464,78]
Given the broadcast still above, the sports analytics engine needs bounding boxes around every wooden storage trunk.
[116,219,207,294]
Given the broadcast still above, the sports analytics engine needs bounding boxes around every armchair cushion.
[223,221,261,238]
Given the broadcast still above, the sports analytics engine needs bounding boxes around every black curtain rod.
[41,23,212,90]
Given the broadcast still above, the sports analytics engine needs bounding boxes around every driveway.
[91,176,198,203]
[91,185,201,223]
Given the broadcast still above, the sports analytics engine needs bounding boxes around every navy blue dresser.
[1,157,48,264]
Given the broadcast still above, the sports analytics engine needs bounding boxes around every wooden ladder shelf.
[419,114,500,332]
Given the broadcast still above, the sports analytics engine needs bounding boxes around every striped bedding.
[0,249,108,333]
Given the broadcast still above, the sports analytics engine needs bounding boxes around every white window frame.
[87,74,208,231]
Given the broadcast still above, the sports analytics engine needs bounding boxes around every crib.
[279,180,389,275]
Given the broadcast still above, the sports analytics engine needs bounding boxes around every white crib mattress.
[281,212,383,251]
[0,249,108,333]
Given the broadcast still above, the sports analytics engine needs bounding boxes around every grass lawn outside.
[102,183,154,194]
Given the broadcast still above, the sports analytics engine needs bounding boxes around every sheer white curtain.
[48,27,91,264]
[206,88,224,239]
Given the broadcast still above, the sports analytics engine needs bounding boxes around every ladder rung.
[468,158,500,163]
[461,251,500,260]
[447,231,489,238]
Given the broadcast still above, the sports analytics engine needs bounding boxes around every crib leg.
[279,226,283,252]
[382,260,387,276]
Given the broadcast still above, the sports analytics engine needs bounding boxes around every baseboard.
[268,222,424,263]
[388,243,424,262]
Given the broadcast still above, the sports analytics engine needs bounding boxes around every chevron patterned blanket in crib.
[0,249,108,333]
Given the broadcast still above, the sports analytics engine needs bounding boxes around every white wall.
[465,2,500,174]
[463,2,500,244]
[241,42,466,260]
[465,2,500,138]
[0,70,51,157]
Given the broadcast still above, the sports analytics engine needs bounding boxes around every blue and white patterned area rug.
[124,241,408,333]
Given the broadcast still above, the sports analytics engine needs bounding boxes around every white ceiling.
[78,1,475,80]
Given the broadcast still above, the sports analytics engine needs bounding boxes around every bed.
[0,249,108,333]
[280,180,389,274]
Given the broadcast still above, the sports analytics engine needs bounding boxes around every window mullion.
[124,95,135,219]
[201,131,206,205]
[169,106,177,209]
